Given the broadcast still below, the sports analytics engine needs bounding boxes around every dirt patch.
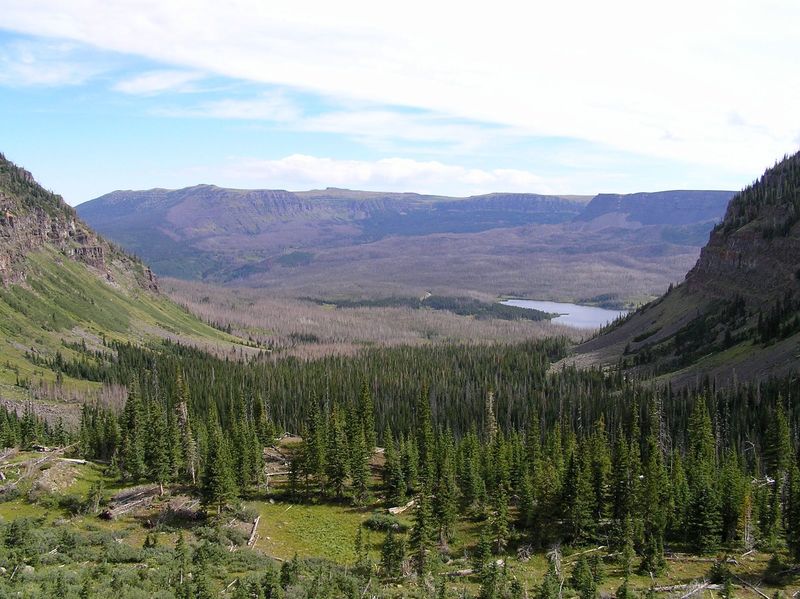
[31,460,77,494]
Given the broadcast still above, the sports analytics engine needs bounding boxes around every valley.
[0,152,798,598]
[78,187,734,309]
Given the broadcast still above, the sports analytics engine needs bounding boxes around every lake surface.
[502,299,628,329]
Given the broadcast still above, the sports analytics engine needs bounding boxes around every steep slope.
[575,152,800,386]
[78,185,731,305]
[0,154,243,412]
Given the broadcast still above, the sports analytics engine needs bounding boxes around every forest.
[3,336,795,597]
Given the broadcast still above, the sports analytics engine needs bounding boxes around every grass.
[0,454,794,596]
[0,247,249,417]
[251,499,375,563]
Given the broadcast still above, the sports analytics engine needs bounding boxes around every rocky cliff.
[0,154,157,291]
[574,150,800,386]
[685,153,800,302]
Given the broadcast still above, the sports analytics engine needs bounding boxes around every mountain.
[77,186,588,279]
[0,154,241,413]
[78,186,733,305]
[575,151,800,386]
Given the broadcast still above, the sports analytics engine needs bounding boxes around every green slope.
[0,154,246,409]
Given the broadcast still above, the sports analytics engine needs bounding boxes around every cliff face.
[685,153,800,303]
[575,150,800,387]
[0,155,157,291]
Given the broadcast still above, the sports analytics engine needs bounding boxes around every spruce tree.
[201,418,238,514]
[570,556,596,599]
[410,486,435,577]
[383,428,406,506]
[350,425,371,505]
[380,528,405,578]
[326,403,350,498]
[640,434,668,574]
[686,399,721,553]
[491,486,510,554]
[434,430,459,545]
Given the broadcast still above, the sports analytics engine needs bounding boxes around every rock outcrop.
[0,153,157,291]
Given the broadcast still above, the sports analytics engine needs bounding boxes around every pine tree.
[490,485,510,554]
[410,486,435,577]
[326,403,350,498]
[201,417,238,514]
[473,526,492,575]
[350,425,371,505]
[537,560,561,599]
[360,381,376,451]
[120,380,147,480]
[686,399,721,553]
[383,428,406,506]
[434,430,459,545]
[146,399,170,494]
[787,461,800,561]
[563,443,594,544]
[380,528,405,578]
[303,400,327,497]
[640,434,668,574]
[570,556,596,599]
[416,386,435,489]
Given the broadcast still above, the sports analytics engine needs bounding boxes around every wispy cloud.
[156,93,300,121]
[113,69,204,95]
[0,38,105,87]
[2,0,799,174]
[209,154,555,196]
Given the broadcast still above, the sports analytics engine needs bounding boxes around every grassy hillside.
[0,153,247,415]
[0,247,242,411]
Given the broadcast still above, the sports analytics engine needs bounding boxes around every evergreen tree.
[640,434,668,574]
[359,382,376,451]
[350,425,371,505]
[570,556,596,599]
[410,486,435,577]
[686,399,721,553]
[326,403,350,498]
[380,528,405,578]
[201,417,238,514]
[491,485,510,554]
[120,380,146,480]
[383,428,406,506]
[434,430,459,545]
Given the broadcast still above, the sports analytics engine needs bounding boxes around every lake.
[501,299,628,329]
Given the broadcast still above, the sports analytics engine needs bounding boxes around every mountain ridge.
[78,185,734,303]
[574,151,800,386]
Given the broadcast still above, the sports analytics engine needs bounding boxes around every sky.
[0,1,798,205]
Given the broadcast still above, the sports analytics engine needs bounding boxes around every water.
[501,299,627,329]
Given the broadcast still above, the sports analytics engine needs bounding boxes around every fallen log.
[651,583,723,592]
[247,516,260,547]
[732,574,769,599]
[446,559,504,577]
[388,499,415,515]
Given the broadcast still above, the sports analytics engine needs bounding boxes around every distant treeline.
[308,295,553,321]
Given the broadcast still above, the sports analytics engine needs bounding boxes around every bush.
[363,512,407,533]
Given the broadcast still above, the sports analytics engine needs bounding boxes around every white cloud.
[156,93,300,121]
[0,38,104,86]
[1,0,799,175]
[113,69,204,95]
[209,154,555,196]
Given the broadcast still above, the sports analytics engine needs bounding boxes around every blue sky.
[1,1,799,205]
